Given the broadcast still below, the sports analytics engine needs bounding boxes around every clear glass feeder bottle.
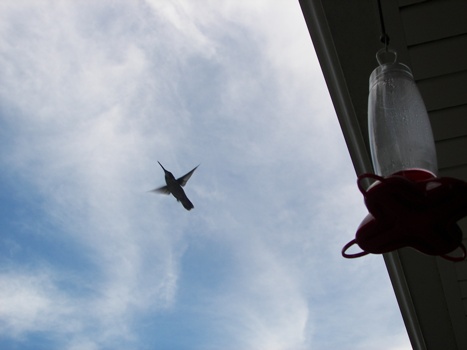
[368,50,438,179]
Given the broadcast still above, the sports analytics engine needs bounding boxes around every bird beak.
[158,161,167,173]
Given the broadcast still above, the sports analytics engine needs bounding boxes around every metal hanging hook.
[377,0,390,51]
[376,48,397,65]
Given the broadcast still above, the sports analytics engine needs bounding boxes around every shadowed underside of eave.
[298,0,467,349]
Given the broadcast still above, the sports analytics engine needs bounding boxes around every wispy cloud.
[0,269,75,337]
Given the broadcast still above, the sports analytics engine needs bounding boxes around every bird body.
[151,162,198,210]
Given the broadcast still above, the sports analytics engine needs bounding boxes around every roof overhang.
[299,1,467,348]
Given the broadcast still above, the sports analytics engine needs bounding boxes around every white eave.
[299,0,467,349]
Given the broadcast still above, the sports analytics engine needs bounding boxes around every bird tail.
[181,198,194,211]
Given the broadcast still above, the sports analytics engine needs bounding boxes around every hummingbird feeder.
[341,6,467,261]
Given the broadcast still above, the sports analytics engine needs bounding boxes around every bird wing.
[149,185,171,195]
[177,165,199,187]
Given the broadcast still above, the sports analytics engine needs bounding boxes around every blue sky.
[0,1,410,349]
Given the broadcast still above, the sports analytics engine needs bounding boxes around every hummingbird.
[150,161,199,210]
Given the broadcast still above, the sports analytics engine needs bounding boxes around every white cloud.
[217,247,311,350]
[0,2,186,347]
[0,270,76,337]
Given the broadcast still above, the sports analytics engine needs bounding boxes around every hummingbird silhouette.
[150,161,199,210]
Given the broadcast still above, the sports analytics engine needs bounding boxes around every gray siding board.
[400,0,467,45]
[399,0,426,7]
[460,281,467,297]
[430,105,467,141]
[436,137,467,169]
[417,70,467,111]
[438,164,467,180]
[409,34,467,80]
[455,249,467,280]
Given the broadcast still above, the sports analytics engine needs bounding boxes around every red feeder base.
[342,170,467,262]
